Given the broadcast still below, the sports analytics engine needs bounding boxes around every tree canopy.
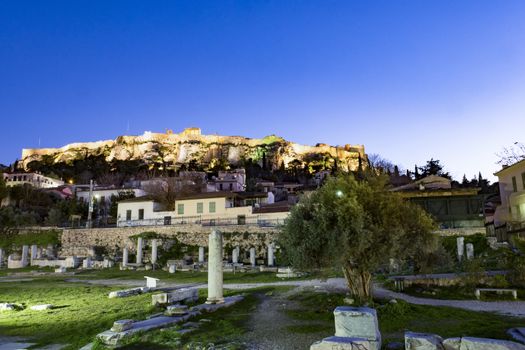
[278,174,437,302]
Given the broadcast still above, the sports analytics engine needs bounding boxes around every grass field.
[286,290,525,344]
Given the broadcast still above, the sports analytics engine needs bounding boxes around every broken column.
[21,245,29,267]
[232,246,239,264]
[83,256,92,269]
[122,247,129,267]
[0,248,4,268]
[267,243,275,267]
[151,239,158,265]
[466,243,474,260]
[30,245,38,265]
[456,237,464,262]
[250,247,256,267]
[198,246,205,263]
[136,237,143,265]
[206,229,224,304]
[46,244,55,259]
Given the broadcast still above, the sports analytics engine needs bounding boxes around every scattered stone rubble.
[311,306,525,350]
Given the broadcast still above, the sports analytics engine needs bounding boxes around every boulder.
[334,306,381,350]
[30,304,54,311]
[311,336,372,350]
[405,332,444,350]
[459,337,525,350]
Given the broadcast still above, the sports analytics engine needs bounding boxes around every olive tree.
[278,174,436,302]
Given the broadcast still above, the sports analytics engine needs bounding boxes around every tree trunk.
[342,263,372,303]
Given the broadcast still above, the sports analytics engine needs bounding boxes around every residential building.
[2,172,65,188]
[493,159,525,233]
[209,169,246,192]
[117,191,285,227]
[392,175,485,228]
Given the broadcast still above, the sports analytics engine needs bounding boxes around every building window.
[219,184,223,190]
[513,176,518,192]
[229,183,233,191]
[209,201,216,213]
[522,172,525,190]
[178,203,184,215]
[197,202,203,214]
[138,209,144,220]
[126,210,132,220]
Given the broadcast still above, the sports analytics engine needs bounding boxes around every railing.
[115,215,285,229]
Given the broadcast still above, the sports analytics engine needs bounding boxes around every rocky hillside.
[20,128,366,172]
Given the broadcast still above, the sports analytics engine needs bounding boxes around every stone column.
[151,239,158,265]
[456,237,464,262]
[21,245,29,267]
[267,243,275,267]
[136,237,143,265]
[232,246,239,264]
[30,245,38,265]
[122,247,129,267]
[250,247,256,267]
[198,246,205,263]
[206,229,224,304]
[0,248,4,268]
[466,243,474,260]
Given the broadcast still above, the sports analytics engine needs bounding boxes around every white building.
[494,159,525,226]
[209,169,246,192]
[117,191,286,227]
[2,172,64,188]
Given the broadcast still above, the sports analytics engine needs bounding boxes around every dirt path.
[242,287,330,350]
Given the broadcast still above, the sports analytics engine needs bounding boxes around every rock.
[30,304,54,311]
[108,287,149,298]
[151,288,198,306]
[405,331,444,349]
[165,304,189,316]
[334,306,381,350]
[310,336,372,350]
[0,303,17,311]
[389,299,398,304]
[343,297,355,305]
[459,337,525,350]
[443,338,461,350]
[111,319,134,332]
[55,267,67,273]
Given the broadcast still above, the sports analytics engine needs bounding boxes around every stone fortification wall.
[60,225,278,256]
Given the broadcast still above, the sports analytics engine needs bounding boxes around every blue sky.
[1,1,524,181]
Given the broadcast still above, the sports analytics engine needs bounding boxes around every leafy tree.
[417,158,451,179]
[279,174,437,303]
[0,174,7,202]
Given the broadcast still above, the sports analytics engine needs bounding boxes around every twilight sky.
[1,1,524,181]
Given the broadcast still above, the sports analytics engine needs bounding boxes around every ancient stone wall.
[60,225,279,256]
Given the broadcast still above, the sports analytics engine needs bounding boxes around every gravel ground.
[242,287,331,350]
